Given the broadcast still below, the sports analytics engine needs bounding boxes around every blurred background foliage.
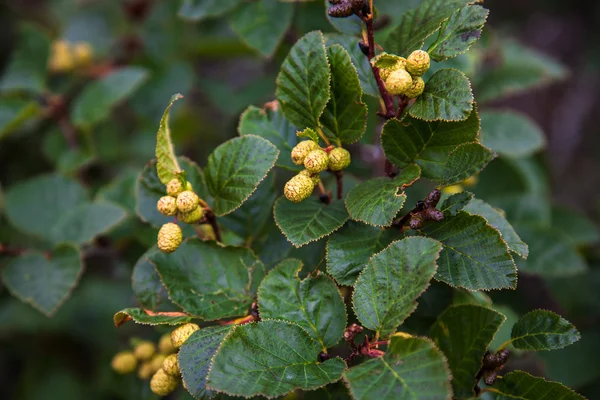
[0,0,599,399]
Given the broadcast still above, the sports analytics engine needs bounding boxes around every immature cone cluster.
[285,141,352,203]
[48,40,93,73]
[376,50,431,98]
[408,189,445,230]
[156,178,207,253]
[328,0,367,18]
[171,323,200,348]
[111,351,137,374]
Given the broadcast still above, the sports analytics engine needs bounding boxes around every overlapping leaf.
[206,320,346,398]
[258,259,346,349]
[326,35,379,97]
[2,245,83,316]
[441,142,495,186]
[179,326,234,400]
[274,197,349,248]
[430,305,506,398]
[205,135,278,216]
[381,107,479,180]
[113,308,192,327]
[0,98,41,139]
[51,202,127,245]
[178,0,241,21]
[276,31,331,129]
[325,0,363,36]
[345,164,421,226]
[326,221,401,286]
[480,110,546,158]
[344,333,452,400]
[428,5,489,61]
[155,93,183,184]
[464,197,528,258]
[353,237,442,337]
[385,0,475,57]
[510,310,580,351]
[71,67,149,129]
[419,211,517,290]
[149,239,265,320]
[320,45,367,144]
[494,371,585,400]
[228,0,293,57]
[551,206,600,247]
[131,248,167,310]
[409,69,474,122]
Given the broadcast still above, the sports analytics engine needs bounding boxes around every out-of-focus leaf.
[178,0,242,21]
[131,248,167,310]
[0,98,41,139]
[2,245,83,316]
[229,0,293,57]
[51,202,127,245]
[71,67,149,129]
[480,110,546,158]
[551,206,600,247]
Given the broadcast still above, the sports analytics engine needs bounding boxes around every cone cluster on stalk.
[372,50,431,98]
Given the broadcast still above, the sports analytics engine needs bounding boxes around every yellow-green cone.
[166,179,184,197]
[157,223,183,253]
[291,140,319,165]
[158,333,176,354]
[284,174,315,203]
[178,206,204,224]
[171,323,200,348]
[406,50,430,77]
[176,190,199,213]
[162,354,180,377]
[157,196,177,216]
[404,77,425,98]
[304,149,329,173]
[384,68,413,95]
[328,148,351,171]
[134,340,156,361]
[111,351,137,374]
[150,368,179,396]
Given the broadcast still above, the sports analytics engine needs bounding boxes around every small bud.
[138,362,155,380]
[404,76,425,98]
[497,349,511,363]
[291,140,319,165]
[318,352,331,362]
[344,323,364,342]
[111,351,137,374]
[157,196,177,216]
[304,149,329,173]
[328,148,351,171]
[171,323,200,348]
[284,174,315,203]
[299,169,321,185]
[157,223,183,253]
[178,206,204,224]
[166,179,185,197]
[384,68,413,95]
[424,209,444,222]
[409,213,425,230]
[134,340,156,361]
[162,354,180,376]
[328,2,353,18]
[424,189,441,209]
[483,370,498,386]
[176,190,199,213]
[150,368,179,396]
[406,50,430,77]
[158,333,176,354]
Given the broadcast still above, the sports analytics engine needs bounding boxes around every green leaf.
[509,310,580,351]
[551,206,600,247]
[385,0,474,57]
[464,198,528,259]
[326,35,379,97]
[344,333,452,400]
[353,237,443,337]
[2,245,83,316]
[428,5,489,62]
[475,40,568,103]
[297,127,320,142]
[0,24,50,94]
[155,93,183,185]
[149,239,264,320]
[494,371,585,400]
[441,142,495,186]
[419,211,517,290]
[205,135,278,216]
[514,224,587,277]
[228,0,293,57]
[50,202,127,245]
[0,98,42,139]
[238,105,300,171]
[345,164,421,227]
[178,0,241,21]
[326,221,401,286]
[5,173,87,240]
[258,259,346,349]
[206,320,346,398]
[132,248,166,310]
[409,69,474,122]
[440,191,474,215]
[319,45,367,144]
[113,308,192,327]
[479,110,546,158]
[430,304,506,398]
[325,0,363,36]
[71,67,149,130]
[381,106,479,180]
[136,157,209,230]
[274,197,349,248]
[276,31,331,130]
[179,326,234,400]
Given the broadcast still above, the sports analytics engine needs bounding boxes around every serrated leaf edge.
[509,308,581,351]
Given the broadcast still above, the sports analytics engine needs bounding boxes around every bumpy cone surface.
[291,140,319,165]
[176,190,199,213]
[171,323,200,348]
[162,354,180,377]
[328,148,351,171]
[166,178,184,197]
[304,149,329,173]
[404,76,425,98]
[134,341,156,361]
[158,333,176,354]
[406,50,430,77]
[284,174,315,203]
[150,368,179,396]
[178,206,204,224]
[111,351,137,374]
[157,223,183,253]
[385,68,413,95]
[157,196,177,216]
